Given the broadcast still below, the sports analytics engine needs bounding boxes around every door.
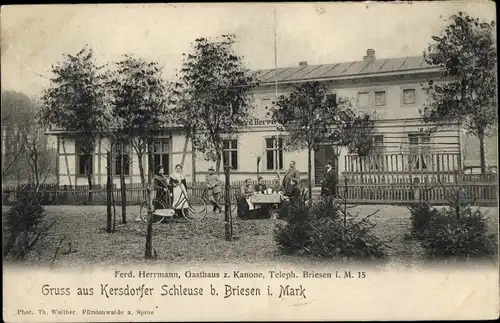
[314,144,338,186]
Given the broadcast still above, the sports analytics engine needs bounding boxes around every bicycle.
[139,186,207,224]
[201,187,238,213]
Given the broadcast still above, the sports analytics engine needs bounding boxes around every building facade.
[47,49,497,187]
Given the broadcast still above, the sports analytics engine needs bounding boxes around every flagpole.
[274,4,278,98]
[273,4,281,175]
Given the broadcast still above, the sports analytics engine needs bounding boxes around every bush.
[421,209,496,259]
[274,195,386,260]
[275,194,311,254]
[2,189,56,261]
[408,202,440,240]
[408,201,496,259]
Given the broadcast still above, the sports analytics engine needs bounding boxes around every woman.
[238,178,255,219]
[272,175,284,193]
[154,165,170,206]
[169,164,189,218]
[285,178,301,202]
[279,178,302,220]
[254,176,267,193]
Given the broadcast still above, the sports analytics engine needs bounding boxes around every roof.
[255,56,440,84]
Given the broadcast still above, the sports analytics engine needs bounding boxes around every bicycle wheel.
[140,199,167,224]
[216,193,238,212]
[181,195,207,222]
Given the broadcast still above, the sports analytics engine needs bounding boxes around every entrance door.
[314,144,338,186]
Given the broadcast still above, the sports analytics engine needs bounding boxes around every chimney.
[299,61,308,67]
[363,49,376,61]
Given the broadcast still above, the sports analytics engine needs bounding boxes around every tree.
[19,111,56,187]
[108,55,174,186]
[1,91,36,182]
[41,46,110,198]
[270,81,376,199]
[422,12,497,176]
[175,34,259,175]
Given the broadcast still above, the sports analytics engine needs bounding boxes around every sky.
[1,2,496,99]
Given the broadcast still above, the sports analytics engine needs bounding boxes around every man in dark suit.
[321,160,337,197]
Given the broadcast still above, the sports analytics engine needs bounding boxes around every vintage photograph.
[1,2,498,320]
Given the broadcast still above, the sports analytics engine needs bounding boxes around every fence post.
[224,166,233,241]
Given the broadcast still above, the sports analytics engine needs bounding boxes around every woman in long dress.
[153,165,171,222]
[238,178,255,219]
[169,164,189,218]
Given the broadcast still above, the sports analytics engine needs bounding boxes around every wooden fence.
[344,153,464,183]
[1,179,309,206]
[2,172,497,206]
[335,180,498,206]
[337,153,498,205]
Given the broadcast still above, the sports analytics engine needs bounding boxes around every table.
[250,193,283,205]
[250,193,283,218]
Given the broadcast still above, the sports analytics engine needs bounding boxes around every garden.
[2,192,497,267]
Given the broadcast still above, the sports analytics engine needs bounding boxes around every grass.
[3,204,498,267]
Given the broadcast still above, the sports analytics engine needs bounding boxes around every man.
[321,160,337,197]
[205,167,222,213]
[282,161,300,193]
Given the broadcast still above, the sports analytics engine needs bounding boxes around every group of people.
[152,164,189,220]
[203,161,303,219]
[146,158,338,221]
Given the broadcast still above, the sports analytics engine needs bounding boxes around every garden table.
[250,193,283,218]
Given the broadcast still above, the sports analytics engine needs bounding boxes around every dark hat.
[156,165,164,173]
[208,166,215,171]
[326,160,334,166]
[258,176,264,180]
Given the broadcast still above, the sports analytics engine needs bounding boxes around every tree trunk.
[256,157,260,180]
[145,142,154,260]
[106,151,112,233]
[224,166,232,241]
[86,157,93,203]
[181,133,189,167]
[307,148,312,200]
[137,152,145,186]
[61,138,72,188]
[191,138,197,185]
[216,155,222,176]
[33,151,40,187]
[478,130,486,178]
[120,153,127,224]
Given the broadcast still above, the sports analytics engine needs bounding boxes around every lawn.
[5,204,499,267]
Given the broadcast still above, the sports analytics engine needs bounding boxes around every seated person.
[254,176,267,193]
[238,178,255,219]
[279,178,302,220]
[271,175,284,193]
[284,178,301,202]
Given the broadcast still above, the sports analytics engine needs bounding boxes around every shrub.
[408,201,496,259]
[421,208,496,259]
[2,189,56,261]
[275,193,311,254]
[274,195,386,260]
[408,202,440,240]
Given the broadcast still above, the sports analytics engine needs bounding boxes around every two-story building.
[48,49,497,188]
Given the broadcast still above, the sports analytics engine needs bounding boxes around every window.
[76,144,93,177]
[357,92,370,108]
[266,137,284,170]
[222,139,238,169]
[375,91,386,106]
[150,139,170,174]
[113,142,130,176]
[408,133,430,170]
[403,88,416,105]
